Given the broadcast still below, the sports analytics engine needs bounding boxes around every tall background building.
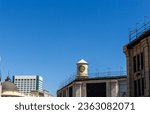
[13,75,43,93]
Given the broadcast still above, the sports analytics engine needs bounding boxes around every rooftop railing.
[58,71,126,90]
[129,21,150,42]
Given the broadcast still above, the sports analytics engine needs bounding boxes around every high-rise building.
[13,75,43,93]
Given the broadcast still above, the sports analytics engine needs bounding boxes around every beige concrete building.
[124,29,150,97]
[30,90,52,97]
[57,59,127,97]
[1,76,27,97]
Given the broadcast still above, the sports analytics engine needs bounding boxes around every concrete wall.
[57,78,127,97]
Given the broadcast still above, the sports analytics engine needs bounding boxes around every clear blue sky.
[0,0,150,96]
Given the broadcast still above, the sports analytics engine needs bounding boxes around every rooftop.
[58,71,126,92]
[125,29,150,49]
[129,20,150,42]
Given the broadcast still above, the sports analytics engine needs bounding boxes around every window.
[69,87,73,97]
[133,52,144,73]
[137,54,140,71]
[134,80,137,97]
[138,79,141,96]
[63,90,66,97]
[134,78,145,97]
[86,83,106,97]
[142,78,144,96]
[133,56,137,72]
[60,93,62,97]
[141,53,144,70]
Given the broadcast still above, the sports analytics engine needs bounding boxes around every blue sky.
[0,0,150,96]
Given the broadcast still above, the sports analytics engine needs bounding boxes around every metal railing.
[129,21,150,42]
[58,71,126,90]
[89,71,126,77]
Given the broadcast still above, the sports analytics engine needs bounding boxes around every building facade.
[13,75,43,93]
[1,76,26,97]
[124,29,150,97]
[30,90,52,97]
[57,59,127,97]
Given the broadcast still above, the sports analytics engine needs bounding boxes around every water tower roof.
[77,59,88,64]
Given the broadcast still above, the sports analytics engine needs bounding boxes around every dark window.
[141,53,144,70]
[69,87,73,97]
[137,54,140,71]
[142,78,144,96]
[133,56,137,72]
[133,52,144,73]
[134,80,137,97]
[59,93,61,97]
[63,90,66,97]
[86,83,106,97]
[138,79,141,96]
